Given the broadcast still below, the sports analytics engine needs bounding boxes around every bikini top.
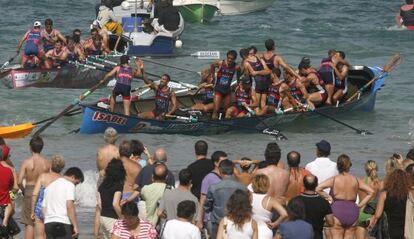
[330,175,359,202]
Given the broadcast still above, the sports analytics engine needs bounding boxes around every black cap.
[240,75,252,85]
[316,140,331,153]
[120,55,130,65]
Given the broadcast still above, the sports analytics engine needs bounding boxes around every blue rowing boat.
[79,65,387,135]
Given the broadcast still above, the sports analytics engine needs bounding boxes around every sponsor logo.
[92,112,128,125]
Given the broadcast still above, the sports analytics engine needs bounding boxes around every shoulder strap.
[211,171,222,180]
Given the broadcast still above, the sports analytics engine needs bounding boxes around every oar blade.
[383,53,402,73]
[0,123,34,139]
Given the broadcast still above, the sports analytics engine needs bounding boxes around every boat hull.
[215,0,276,15]
[174,2,218,23]
[0,65,106,89]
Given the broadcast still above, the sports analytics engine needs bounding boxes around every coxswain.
[44,39,69,69]
[298,57,327,108]
[331,51,349,104]
[91,20,110,49]
[66,36,85,62]
[256,68,296,116]
[41,18,66,53]
[97,0,123,35]
[190,69,215,113]
[16,21,44,67]
[243,46,272,109]
[396,0,414,30]
[83,35,111,57]
[225,75,256,118]
[136,60,177,119]
[100,55,142,116]
[260,39,302,78]
[318,49,337,105]
[210,50,241,119]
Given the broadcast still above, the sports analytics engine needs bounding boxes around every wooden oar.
[1,52,19,70]
[33,79,108,137]
[347,53,402,102]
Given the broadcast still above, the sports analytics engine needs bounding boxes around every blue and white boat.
[79,65,388,135]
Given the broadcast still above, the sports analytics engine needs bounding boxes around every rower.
[244,46,272,109]
[136,59,177,119]
[331,51,349,104]
[298,57,327,108]
[190,69,215,113]
[261,39,301,78]
[90,20,110,49]
[100,55,142,116]
[318,49,336,105]
[16,21,44,68]
[284,69,308,109]
[66,36,86,62]
[256,68,295,116]
[225,75,256,118]
[41,18,66,53]
[83,35,111,57]
[210,50,241,119]
[397,0,414,30]
[44,39,69,69]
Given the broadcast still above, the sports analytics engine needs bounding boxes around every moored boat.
[0,64,106,89]
[206,0,276,15]
[79,65,387,135]
[173,0,219,23]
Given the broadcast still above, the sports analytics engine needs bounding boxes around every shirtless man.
[83,35,111,57]
[91,20,110,49]
[118,140,140,202]
[44,39,69,69]
[253,143,289,201]
[41,18,66,53]
[96,127,120,178]
[298,57,327,108]
[18,136,50,239]
[66,36,86,62]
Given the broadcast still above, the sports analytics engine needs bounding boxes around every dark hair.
[30,136,44,153]
[239,48,248,59]
[298,57,311,70]
[120,55,130,65]
[162,73,171,81]
[179,168,192,186]
[240,157,252,172]
[73,29,81,35]
[264,143,281,165]
[55,39,64,45]
[406,148,414,160]
[211,151,227,164]
[303,175,318,191]
[122,201,139,216]
[248,46,257,54]
[119,140,133,158]
[287,151,301,168]
[337,51,346,59]
[337,154,352,173]
[45,18,53,26]
[176,200,196,220]
[227,50,237,60]
[287,197,306,220]
[101,159,126,188]
[0,137,5,145]
[257,160,269,169]
[153,163,168,181]
[226,190,252,230]
[328,49,336,57]
[64,167,84,183]
[130,140,144,156]
[406,0,413,5]
[219,159,234,176]
[265,39,275,51]
[195,140,208,156]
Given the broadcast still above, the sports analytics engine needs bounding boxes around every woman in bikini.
[316,154,374,239]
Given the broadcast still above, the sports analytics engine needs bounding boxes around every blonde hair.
[385,158,397,176]
[251,174,269,194]
[364,160,379,184]
[51,154,65,173]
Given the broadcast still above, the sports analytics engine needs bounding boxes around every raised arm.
[276,56,301,80]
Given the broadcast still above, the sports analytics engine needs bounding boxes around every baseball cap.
[104,127,118,144]
[1,145,10,159]
[33,21,42,27]
[316,140,331,153]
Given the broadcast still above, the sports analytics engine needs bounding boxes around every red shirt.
[0,163,13,205]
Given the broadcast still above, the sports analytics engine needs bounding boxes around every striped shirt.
[111,219,157,239]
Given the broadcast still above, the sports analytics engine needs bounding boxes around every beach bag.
[405,191,414,239]
[0,206,21,237]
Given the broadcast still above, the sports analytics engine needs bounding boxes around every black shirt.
[187,158,214,199]
[297,193,332,239]
[136,164,175,189]
[98,182,123,219]
[158,6,180,31]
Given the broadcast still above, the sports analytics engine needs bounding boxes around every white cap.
[93,20,101,27]
[33,21,41,27]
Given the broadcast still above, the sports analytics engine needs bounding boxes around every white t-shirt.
[305,157,338,192]
[162,219,201,239]
[42,178,75,224]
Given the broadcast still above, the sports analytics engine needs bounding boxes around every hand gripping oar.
[33,80,108,137]
[1,52,19,70]
[347,53,402,102]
